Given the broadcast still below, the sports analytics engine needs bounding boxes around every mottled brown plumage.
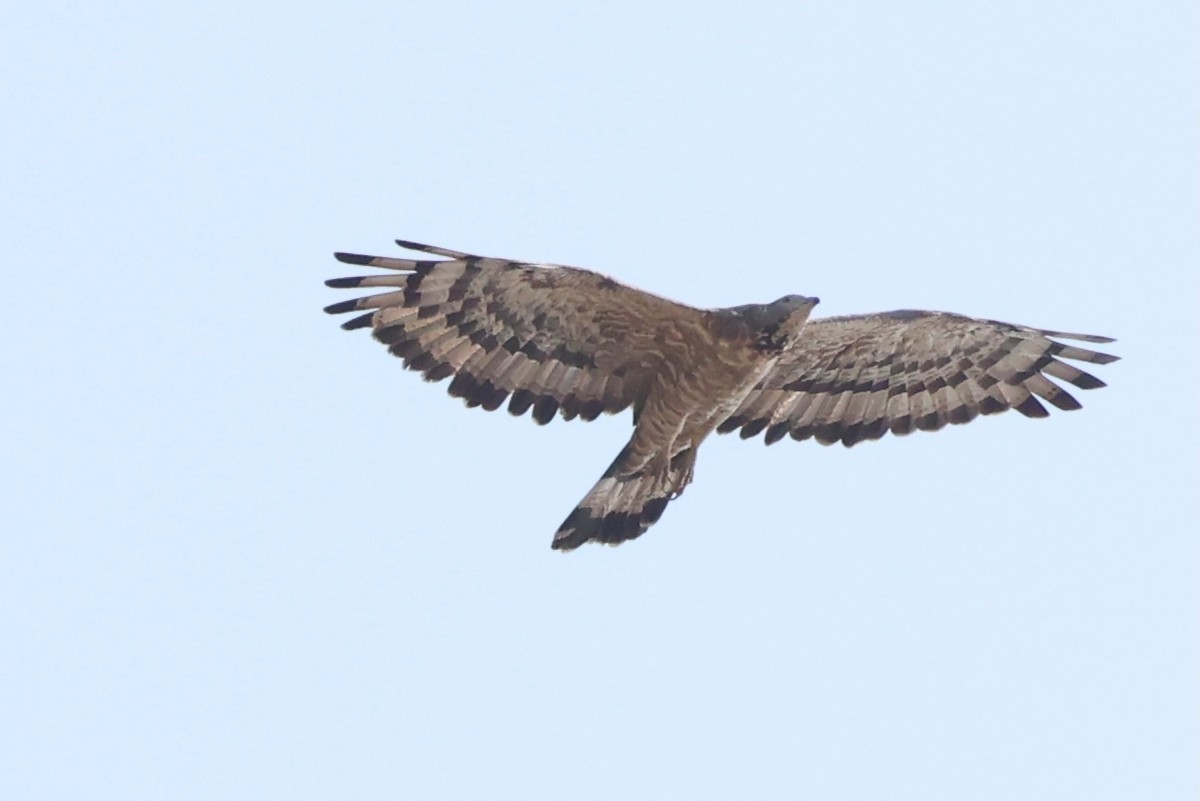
[325,240,1117,550]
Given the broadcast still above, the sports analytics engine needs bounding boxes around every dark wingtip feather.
[1015,395,1049,418]
[424,362,455,382]
[325,276,367,288]
[1071,373,1107,390]
[532,396,560,425]
[945,405,974,425]
[395,239,433,252]
[340,312,374,331]
[323,299,361,315]
[739,418,768,439]
[334,252,375,265]
[1044,390,1083,412]
[1048,341,1120,365]
[716,416,744,435]
[1062,332,1117,344]
[508,389,536,417]
[763,423,789,446]
[979,396,1007,415]
[578,399,605,421]
[841,418,888,448]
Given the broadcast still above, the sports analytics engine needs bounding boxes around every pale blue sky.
[2,1,1196,799]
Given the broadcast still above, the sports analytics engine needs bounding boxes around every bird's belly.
[673,354,778,447]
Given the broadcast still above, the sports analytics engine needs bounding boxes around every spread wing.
[717,310,1118,447]
[324,240,695,423]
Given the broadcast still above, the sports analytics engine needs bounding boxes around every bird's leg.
[667,447,698,499]
[636,451,690,501]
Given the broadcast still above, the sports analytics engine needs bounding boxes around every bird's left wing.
[325,240,693,423]
[717,310,1117,447]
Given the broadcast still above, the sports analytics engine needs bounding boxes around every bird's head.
[714,295,820,352]
[738,294,820,352]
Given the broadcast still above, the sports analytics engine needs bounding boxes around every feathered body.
[325,240,1117,550]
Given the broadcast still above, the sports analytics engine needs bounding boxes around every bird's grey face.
[755,294,820,351]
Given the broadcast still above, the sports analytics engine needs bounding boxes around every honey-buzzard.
[325,240,1117,550]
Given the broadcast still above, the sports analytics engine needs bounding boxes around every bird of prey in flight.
[325,239,1117,550]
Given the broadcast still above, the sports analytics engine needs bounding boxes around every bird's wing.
[717,310,1118,446]
[325,240,696,423]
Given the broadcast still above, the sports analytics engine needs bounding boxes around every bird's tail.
[551,443,692,551]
